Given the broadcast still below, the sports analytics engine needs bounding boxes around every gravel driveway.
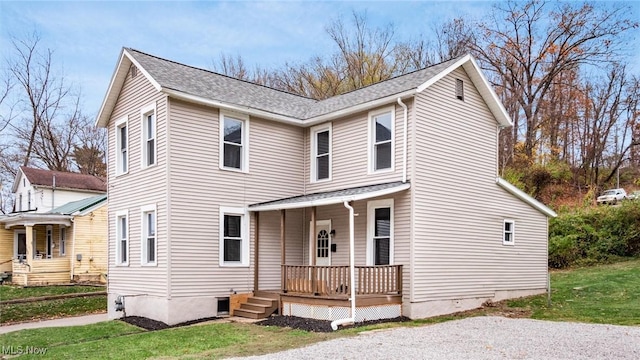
[230,316,640,359]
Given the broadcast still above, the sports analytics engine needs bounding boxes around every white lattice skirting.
[282,302,401,322]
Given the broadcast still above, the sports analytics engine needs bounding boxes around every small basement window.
[217,297,230,315]
[456,79,464,101]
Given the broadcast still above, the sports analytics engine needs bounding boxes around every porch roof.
[248,181,410,212]
[0,213,72,229]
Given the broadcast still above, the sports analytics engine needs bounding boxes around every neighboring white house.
[97,48,557,326]
[12,166,107,213]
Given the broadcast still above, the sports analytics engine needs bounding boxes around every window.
[219,206,249,266]
[366,199,394,265]
[27,190,31,210]
[115,210,129,265]
[14,230,26,260]
[220,112,249,172]
[59,226,66,256]
[311,124,332,182]
[141,104,156,167]
[46,226,53,259]
[115,116,128,175]
[503,220,515,245]
[456,79,464,101]
[368,107,394,173]
[141,205,157,265]
[18,194,22,212]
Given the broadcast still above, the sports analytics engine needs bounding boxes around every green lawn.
[507,259,640,325]
[1,296,107,324]
[1,259,638,359]
[0,285,105,301]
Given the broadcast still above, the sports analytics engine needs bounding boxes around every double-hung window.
[220,112,249,172]
[369,107,394,173]
[367,199,394,265]
[311,123,332,182]
[59,226,66,256]
[219,206,249,266]
[115,116,128,175]
[115,210,129,265]
[141,104,156,168]
[503,220,515,245]
[141,205,157,265]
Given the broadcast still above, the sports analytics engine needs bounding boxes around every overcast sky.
[1,1,638,119]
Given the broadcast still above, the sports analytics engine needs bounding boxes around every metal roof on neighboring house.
[248,181,411,211]
[16,166,107,193]
[48,194,107,215]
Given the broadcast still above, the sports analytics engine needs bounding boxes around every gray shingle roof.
[126,48,461,120]
[249,181,409,211]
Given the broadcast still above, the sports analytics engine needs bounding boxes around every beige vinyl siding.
[107,69,168,297]
[72,205,107,278]
[167,99,305,297]
[305,99,413,193]
[0,229,14,272]
[257,209,304,290]
[412,68,548,302]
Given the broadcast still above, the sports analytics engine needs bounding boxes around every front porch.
[246,182,410,322]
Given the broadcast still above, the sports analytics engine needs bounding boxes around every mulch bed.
[119,316,220,331]
[257,315,410,333]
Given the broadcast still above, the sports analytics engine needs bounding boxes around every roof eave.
[496,177,557,217]
[1,213,73,229]
[417,54,513,128]
[249,182,411,212]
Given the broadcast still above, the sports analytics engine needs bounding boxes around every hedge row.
[549,201,640,268]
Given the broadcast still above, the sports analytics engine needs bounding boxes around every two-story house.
[97,48,556,326]
[0,167,108,285]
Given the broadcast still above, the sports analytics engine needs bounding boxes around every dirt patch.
[119,316,220,331]
[257,315,410,333]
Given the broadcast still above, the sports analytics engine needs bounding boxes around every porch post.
[311,207,316,266]
[25,225,33,265]
[254,212,259,292]
[280,210,286,291]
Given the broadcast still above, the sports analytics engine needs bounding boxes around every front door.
[311,220,331,266]
[14,230,26,260]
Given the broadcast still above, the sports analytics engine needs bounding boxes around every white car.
[596,188,627,205]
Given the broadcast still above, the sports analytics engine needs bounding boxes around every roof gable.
[96,48,513,128]
[17,166,106,193]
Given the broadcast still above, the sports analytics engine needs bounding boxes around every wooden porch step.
[234,293,280,320]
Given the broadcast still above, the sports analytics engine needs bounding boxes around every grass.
[1,296,107,324]
[1,259,638,359]
[0,285,105,301]
[506,258,640,325]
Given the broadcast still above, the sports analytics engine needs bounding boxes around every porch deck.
[12,258,70,286]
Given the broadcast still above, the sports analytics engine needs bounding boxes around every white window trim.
[140,103,157,169]
[46,225,53,259]
[115,210,129,266]
[367,106,395,174]
[366,199,394,266]
[503,219,515,246]
[13,229,26,259]
[59,226,66,256]
[140,204,157,266]
[115,116,129,176]
[310,123,332,183]
[219,111,250,173]
[219,206,249,267]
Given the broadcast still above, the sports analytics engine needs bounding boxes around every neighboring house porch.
[242,182,409,321]
[0,195,107,285]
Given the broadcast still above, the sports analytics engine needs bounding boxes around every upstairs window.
[141,104,156,168]
[115,116,128,175]
[503,220,515,246]
[456,79,464,101]
[141,205,157,265]
[220,112,249,172]
[27,190,31,210]
[311,124,332,182]
[369,107,394,173]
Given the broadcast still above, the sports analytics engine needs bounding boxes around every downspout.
[331,201,356,330]
[397,98,408,183]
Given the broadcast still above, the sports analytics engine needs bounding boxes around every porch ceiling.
[248,181,410,212]
[0,213,72,229]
